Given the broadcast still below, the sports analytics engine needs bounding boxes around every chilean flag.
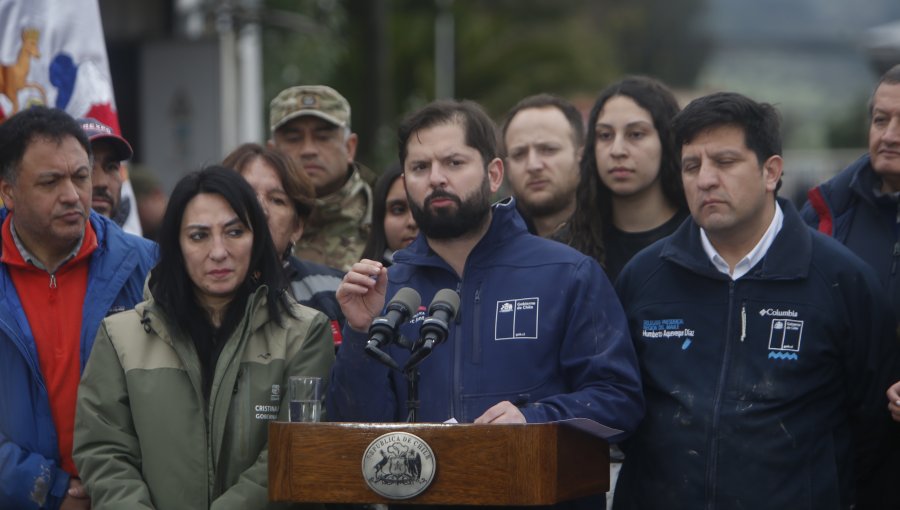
[0,0,143,235]
[0,0,119,130]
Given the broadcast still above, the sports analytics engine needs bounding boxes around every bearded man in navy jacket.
[613,92,899,510]
[327,99,644,507]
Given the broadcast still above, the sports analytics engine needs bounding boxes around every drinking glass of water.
[289,376,323,422]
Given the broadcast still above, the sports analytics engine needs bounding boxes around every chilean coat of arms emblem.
[362,432,436,499]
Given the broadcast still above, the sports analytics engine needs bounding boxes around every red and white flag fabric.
[0,0,142,234]
[0,0,118,129]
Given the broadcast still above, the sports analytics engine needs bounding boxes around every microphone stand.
[365,331,423,423]
[367,285,458,423]
[402,290,457,422]
[403,335,439,423]
[397,335,421,423]
[405,366,420,423]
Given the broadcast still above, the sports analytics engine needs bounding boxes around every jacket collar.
[138,284,271,347]
[394,196,528,271]
[848,154,875,203]
[0,207,119,251]
[0,208,113,266]
[304,163,373,235]
[660,198,811,280]
[848,154,900,209]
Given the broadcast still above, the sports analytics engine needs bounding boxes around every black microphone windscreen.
[391,287,422,313]
[431,288,460,315]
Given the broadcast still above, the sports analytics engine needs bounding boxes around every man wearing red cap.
[77,118,133,226]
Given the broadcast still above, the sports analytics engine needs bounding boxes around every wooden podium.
[269,422,609,506]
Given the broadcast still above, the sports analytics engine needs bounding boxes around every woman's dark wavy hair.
[149,166,290,328]
[565,76,685,265]
[361,161,403,263]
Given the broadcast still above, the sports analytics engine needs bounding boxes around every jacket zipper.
[471,287,482,364]
[740,302,747,342]
[705,281,737,509]
[234,367,248,458]
[49,273,57,289]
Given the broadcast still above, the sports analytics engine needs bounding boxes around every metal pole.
[237,11,263,143]
[216,2,239,155]
[435,0,454,99]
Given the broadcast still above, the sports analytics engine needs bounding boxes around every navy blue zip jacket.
[801,154,900,319]
[800,154,900,508]
[0,210,157,509]
[613,199,899,510]
[327,198,644,437]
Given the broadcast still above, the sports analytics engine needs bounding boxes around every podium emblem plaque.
[362,431,436,499]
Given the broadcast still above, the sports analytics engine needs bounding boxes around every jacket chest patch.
[254,403,280,420]
[641,319,696,350]
[253,385,283,420]
[766,319,803,360]
[763,308,803,360]
[494,297,539,340]
[271,384,281,401]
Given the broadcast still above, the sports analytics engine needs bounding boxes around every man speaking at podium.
[327,99,643,445]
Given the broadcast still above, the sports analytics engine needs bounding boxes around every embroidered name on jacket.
[642,319,696,350]
[763,308,803,361]
[641,319,695,339]
[495,298,539,340]
[253,385,282,420]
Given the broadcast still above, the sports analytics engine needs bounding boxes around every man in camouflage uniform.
[269,85,372,271]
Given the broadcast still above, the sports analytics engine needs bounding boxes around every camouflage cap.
[270,85,351,133]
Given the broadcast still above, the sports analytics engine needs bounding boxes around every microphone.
[365,287,421,369]
[404,288,460,371]
[421,288,460,347]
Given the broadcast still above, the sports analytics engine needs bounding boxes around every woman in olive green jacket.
[73,167,334,509]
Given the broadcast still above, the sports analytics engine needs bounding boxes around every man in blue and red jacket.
[0,106,157,510]
[802,64,900,320]
[801,64,900,509]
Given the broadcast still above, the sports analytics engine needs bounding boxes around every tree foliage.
[262,0,708,168]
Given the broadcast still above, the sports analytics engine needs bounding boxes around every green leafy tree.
[261,0,348,119]
[262,0,709,169]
